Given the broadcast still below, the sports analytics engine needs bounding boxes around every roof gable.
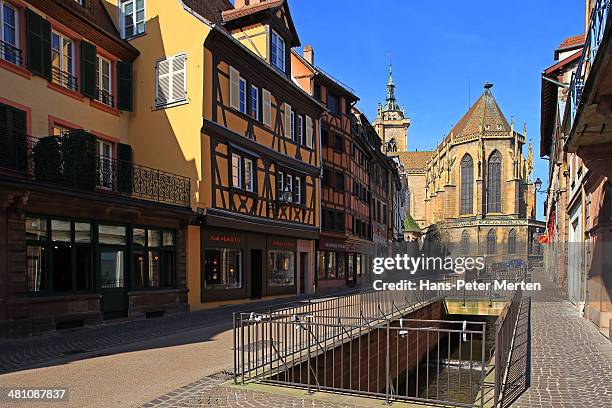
[222,0,300,46]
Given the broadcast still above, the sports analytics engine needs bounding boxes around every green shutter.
[117,61,133,111]
[80,41,97,99]
[117,143,133,194]
[0,103,28,172]
[26,9,51,80]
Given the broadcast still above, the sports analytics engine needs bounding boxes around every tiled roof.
[390,151,433,171]
[448,85,511,141]
[559,34,585,49]
[183,0,232,24]
[222,0,284,22]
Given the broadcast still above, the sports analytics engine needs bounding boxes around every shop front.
[200,228,302,303]
[316,238,372,291]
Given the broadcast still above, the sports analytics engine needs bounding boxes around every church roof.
[390,151,433,171]
[431,83,515,154]
[403,214,421,233]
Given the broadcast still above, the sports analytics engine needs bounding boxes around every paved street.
[510,268,612,408]
[0,294,338,408]
[1,272,611,407]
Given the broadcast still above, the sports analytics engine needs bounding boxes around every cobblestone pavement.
[145,268,612,408]
[141,372,361,408]
[510,267,612,408]
[0,291,355,374]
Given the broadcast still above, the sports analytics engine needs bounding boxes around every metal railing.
[493,286,523,406]
[569,0,611,129]
[0,131,191,207]
[234,272,528,407]
[95,88,114,107]
[52,66,78,91]
[0,40,22,65]
[234,288,441,383]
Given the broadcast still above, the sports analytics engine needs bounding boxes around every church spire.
[383,63,401,112]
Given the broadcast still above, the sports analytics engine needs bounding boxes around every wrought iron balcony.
[569,0,611,130]
[95,88,114,107]
[0,40,22,65]
[0,131,191,207]
[52,66,78,91]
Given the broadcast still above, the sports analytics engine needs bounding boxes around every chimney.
[234,0,266,9]
[303,45,314,65]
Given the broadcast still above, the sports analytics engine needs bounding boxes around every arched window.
[460,154,474,214]
[460,230,470,254]
[487,229,497,254]
[487,150,502,213]
[508,229,517,254]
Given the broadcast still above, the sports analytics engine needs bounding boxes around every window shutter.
[156,57,170,105]
[306,116,313,148]
[117,61,133,111]
[0,103,27,172]
[262,89,272,126]
[117,143,133,194]
[284,103,291,138]
[26,9,51,80]
[171,54,186,102]
[80,41,97,99]
[229,66,240,110]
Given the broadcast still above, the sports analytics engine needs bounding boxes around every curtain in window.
[460,154,473,214]
[487,150,502,213]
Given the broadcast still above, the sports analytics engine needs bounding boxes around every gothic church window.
[460,230,470,255]
[460,154,473,214]
[487,150,502,213]
[487,229,497,254]
[508,228,517,254]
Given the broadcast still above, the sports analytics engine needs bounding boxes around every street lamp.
[534,177,543,193]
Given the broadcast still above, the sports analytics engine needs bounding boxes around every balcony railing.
[0,40,22,65]
[52,66,78,91]
[95,88,114,107]
[569,0,611,130]
[0,131,191,207]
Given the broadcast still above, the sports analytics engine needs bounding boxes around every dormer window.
[270,30,285,72]
[121,0,146,39]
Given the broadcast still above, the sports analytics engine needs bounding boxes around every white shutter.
[156,54,187,106]
[306,115,313,148]
[156,58,171,105]
[171,54,187,102]
[284,103,292,138]
[230,66,240,110]
[262,89,272,126]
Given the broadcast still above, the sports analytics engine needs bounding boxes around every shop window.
[336,253,345,279]
[204,248,242,289]
[26,216,93,294]
[131,228,176,289]
[268,250,294,286]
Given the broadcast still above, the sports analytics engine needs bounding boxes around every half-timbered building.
[199,3,323,302]
[292,46,371,291]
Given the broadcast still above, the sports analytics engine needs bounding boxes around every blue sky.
[289,0,585,219]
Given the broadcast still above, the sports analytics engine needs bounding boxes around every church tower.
[373,64,411,153]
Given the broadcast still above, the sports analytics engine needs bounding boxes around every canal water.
[396,315,497,404]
